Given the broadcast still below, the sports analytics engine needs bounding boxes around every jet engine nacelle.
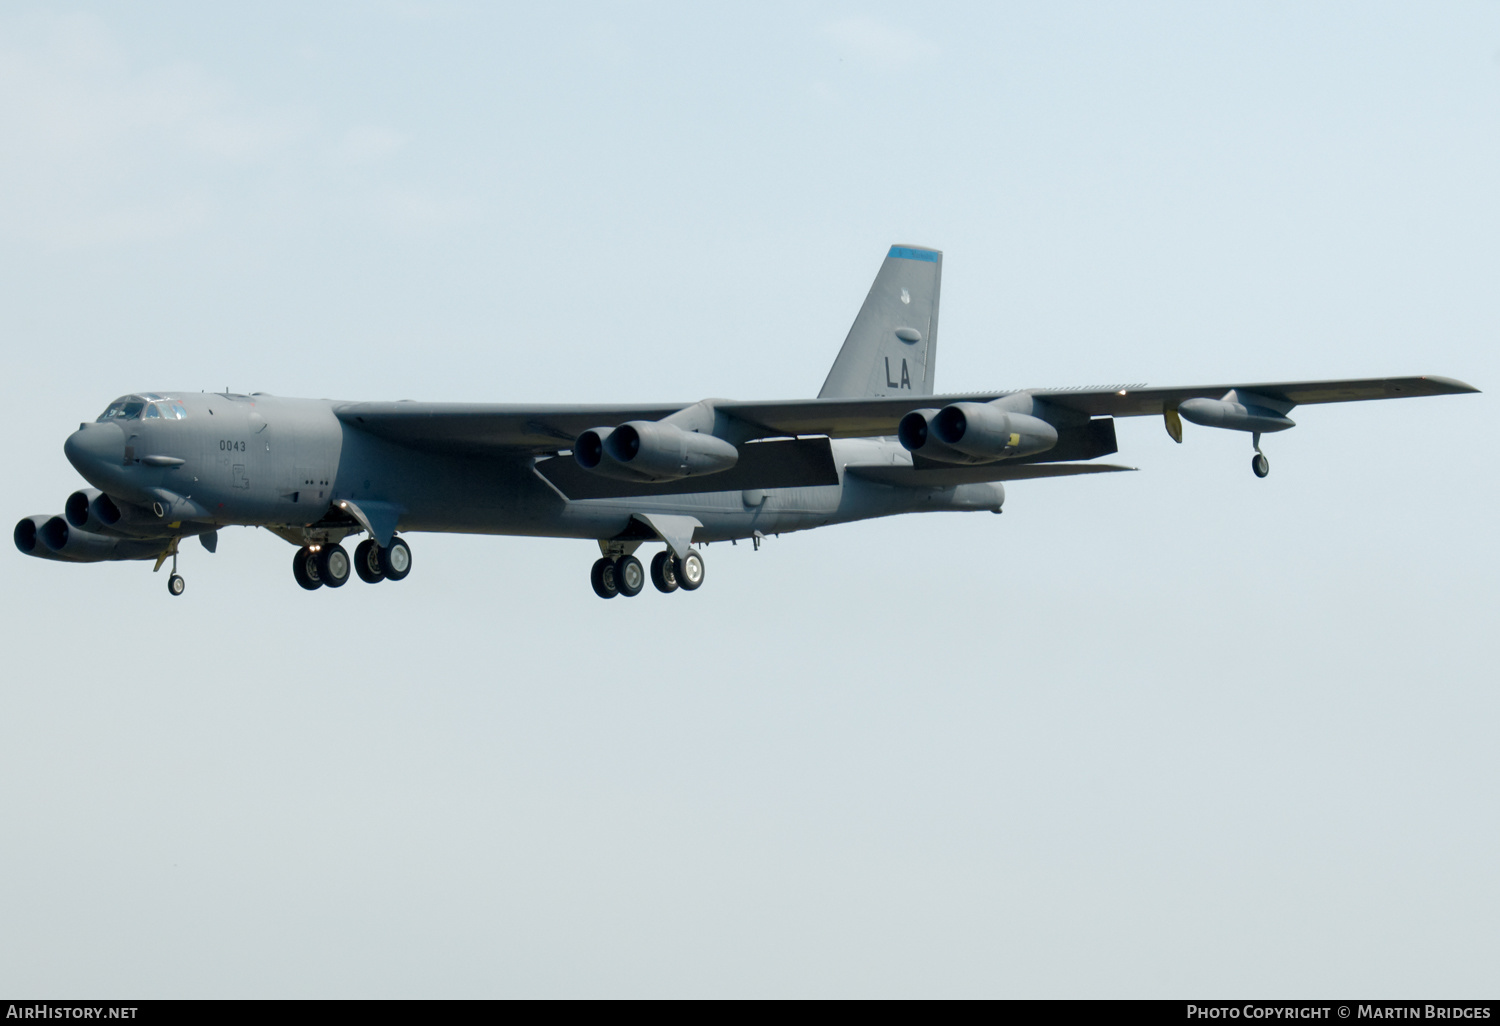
[13,515,166,563]
[574,421,739,483]
[1178,398,1296,434]
[66,489,177,538]
[899,402,1058,464]
[15,516,79,562]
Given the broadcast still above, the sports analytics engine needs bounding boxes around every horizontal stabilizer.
[535,437,839,500]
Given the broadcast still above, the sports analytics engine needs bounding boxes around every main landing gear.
[592,548,704,599]
[295,537,412,591]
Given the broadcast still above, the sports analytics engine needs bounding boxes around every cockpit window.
[98,396,147,422]
[97,395,187,422]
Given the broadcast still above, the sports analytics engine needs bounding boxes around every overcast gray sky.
[2,1,1497,998]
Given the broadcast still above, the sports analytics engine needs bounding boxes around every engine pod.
[934,403,1058,459]
[575,421,738,482]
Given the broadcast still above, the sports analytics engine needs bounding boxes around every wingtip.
[1425,375,1481,394]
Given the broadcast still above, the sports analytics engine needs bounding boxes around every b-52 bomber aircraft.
[15,245,1478,599]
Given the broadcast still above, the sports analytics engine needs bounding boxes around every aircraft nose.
[64,421,124,477]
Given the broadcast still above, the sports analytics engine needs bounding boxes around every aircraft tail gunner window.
[97,396,147,422]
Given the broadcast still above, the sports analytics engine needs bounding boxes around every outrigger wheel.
[1251,431,1270,479]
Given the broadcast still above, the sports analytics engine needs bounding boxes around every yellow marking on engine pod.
[1008,433,1020,446]
[1164,406,1183,444]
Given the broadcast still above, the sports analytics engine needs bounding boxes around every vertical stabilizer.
[818,245,942,398]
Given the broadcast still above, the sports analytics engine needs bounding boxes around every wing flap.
[849,461,1137,487]
[533,437,839,500]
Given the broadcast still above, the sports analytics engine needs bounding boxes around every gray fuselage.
[62,392,1002,552]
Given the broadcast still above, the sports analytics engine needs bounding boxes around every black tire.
[380,538,412,581]
[354,539,385,583]
[590,557,619,599]
[676,550,705,591]
[616,554,645,597]
[168,573,185,597]
[293,547,323,590]
[1252,453,1270,478]
[317,544,351,588]
[650,550,679,593]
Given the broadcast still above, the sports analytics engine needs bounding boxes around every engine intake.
[574,421,738,483]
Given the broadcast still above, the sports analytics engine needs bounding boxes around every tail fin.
[818,244,942,398]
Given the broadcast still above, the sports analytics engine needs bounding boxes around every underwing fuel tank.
[1178,398,1295,434]
[575,421,739,482]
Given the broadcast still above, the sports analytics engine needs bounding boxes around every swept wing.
[336,375,1475,453]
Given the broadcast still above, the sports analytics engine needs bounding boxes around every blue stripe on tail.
[888,246,939,262]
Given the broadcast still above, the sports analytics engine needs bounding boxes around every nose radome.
[64,421,124,476]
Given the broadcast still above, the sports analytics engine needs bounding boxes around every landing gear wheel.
[676,549,705,591]
[317,544,351,588]
[591,557,619,599]
[380,538,412,581]
[1252,453,1270,478]
[616,554,645,597]
[650,550,679,593]
[168,573,185,597]
[293,546,323,591]
[354,539,385,583]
